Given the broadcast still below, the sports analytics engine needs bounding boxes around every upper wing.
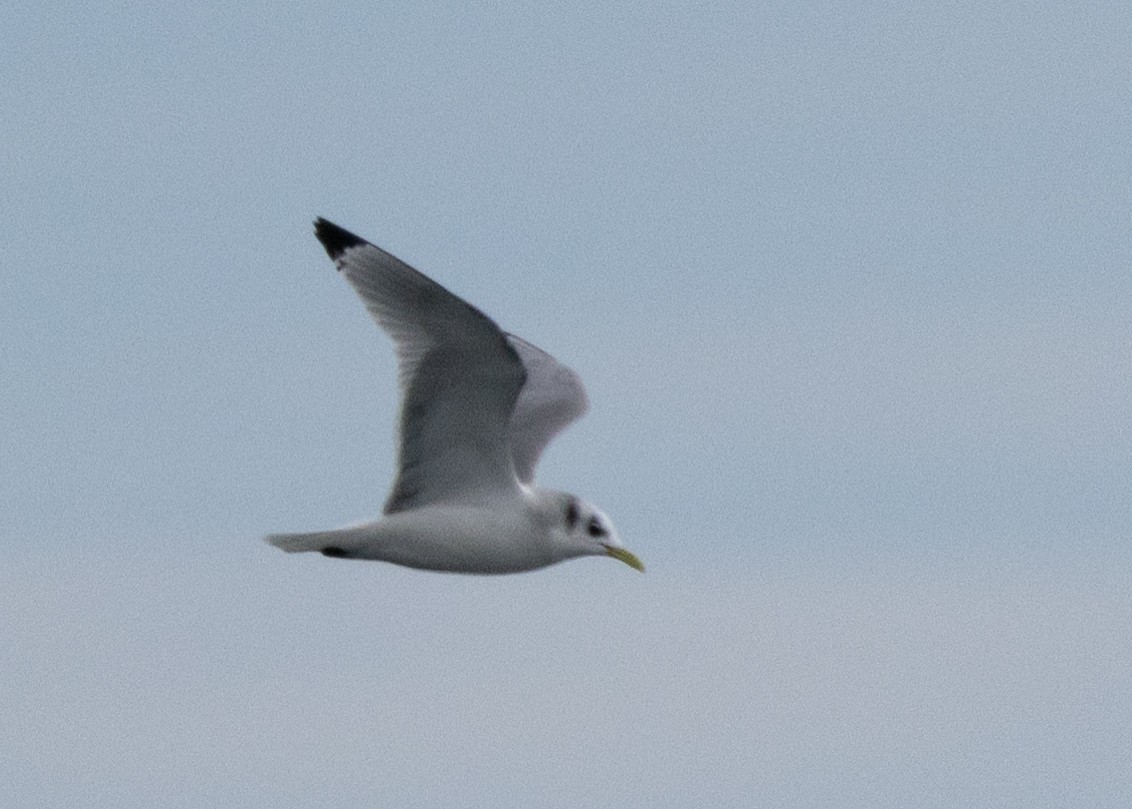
[504,334,589,484]
[313,218,526,514]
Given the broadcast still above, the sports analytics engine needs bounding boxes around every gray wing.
[314,219,526,514]
[504,334,589,484]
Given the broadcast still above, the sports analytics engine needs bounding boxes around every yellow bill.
[604,544,645,572]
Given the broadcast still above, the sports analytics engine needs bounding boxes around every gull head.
[544,491,644,572]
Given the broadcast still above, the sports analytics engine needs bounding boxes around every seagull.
[266,219,643,574]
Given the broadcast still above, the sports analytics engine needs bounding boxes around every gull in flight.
[266,219,643,574]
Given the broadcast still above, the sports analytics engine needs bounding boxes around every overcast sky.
[3,2,1131,807]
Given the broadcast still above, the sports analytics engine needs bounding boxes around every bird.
[265,219,643,575]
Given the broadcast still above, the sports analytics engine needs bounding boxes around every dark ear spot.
[586,516,607,538]
[565,498,580,529]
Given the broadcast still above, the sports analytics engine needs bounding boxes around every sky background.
[3,1,1131,806]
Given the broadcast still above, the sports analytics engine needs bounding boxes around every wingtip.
[313,217,367,262]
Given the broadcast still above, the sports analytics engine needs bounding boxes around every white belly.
[348,504,556,574]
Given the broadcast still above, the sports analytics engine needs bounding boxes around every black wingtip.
[313,217,367,262]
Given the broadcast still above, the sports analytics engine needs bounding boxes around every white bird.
[266,219,643,574]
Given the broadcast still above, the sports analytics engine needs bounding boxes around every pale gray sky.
[3,2,1131,807]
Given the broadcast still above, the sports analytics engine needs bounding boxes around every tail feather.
[265,530,344,554]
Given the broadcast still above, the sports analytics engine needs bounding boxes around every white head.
[543,491,644,571]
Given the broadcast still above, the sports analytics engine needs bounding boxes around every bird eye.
[586,516,606,538]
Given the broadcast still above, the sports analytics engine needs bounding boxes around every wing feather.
[505,334,589,483]
[313,219,525,513]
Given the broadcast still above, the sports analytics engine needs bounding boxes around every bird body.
[270,489,595,574]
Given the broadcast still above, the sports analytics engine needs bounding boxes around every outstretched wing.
[505,334,589,484]
[314,219,526,514]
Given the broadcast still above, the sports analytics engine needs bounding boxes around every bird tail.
[265,530,347,554]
